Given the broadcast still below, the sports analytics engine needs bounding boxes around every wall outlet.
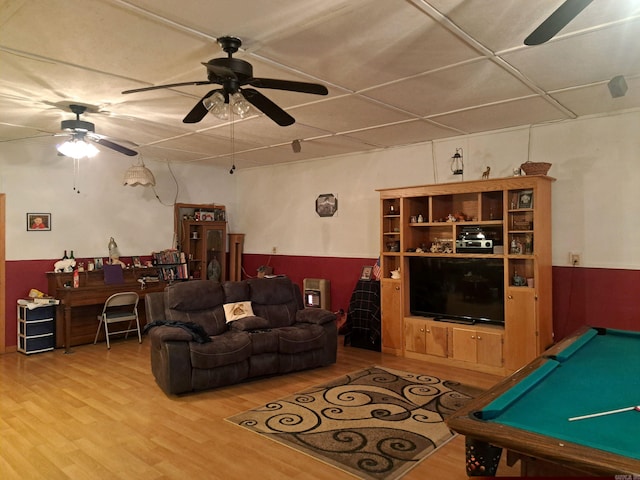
[569,252,581,266]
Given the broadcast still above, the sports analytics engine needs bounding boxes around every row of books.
[153,250,188,281]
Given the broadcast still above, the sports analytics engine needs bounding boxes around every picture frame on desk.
[360,266,373,281]
[132,256,142,268]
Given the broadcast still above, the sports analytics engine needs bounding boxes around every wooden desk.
[47,269,167,353]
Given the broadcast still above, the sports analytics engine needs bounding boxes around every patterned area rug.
[226,366,482,479]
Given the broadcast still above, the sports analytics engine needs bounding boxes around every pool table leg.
[465,437,503,476]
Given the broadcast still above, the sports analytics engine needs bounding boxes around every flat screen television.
[409,257,504,325]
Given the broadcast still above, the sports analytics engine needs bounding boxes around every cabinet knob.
[508,295,513,300]
[426,329,430,333]
[420,328,425,332]
[394,286,400,291]
[471,335,476,339]
[477,335,482,340]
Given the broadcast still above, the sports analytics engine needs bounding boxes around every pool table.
[447,326,640,477]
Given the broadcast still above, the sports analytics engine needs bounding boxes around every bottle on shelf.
[62,250,68,260]
[70,250,75,260]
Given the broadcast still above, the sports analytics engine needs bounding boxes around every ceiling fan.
[524,0,593,45]
[57,104,137,157]
[122,36,328,126]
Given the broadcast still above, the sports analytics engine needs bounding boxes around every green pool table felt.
[479,328,640,460]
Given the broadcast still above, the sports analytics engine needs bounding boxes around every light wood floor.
[0,337,519,479]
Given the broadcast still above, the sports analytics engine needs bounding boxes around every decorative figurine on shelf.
[482,166,491,179]
[513,272,527,286]
[390,267,401,279]
[54,258,76,273]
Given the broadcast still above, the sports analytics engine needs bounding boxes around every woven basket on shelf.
[520,161,552,176]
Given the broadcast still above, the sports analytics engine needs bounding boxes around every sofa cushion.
[229,316,271,331]
[223,301,255,323]
[278,324,326,354]
[164,280,227,336]
[189,331,251,369]
[248,329,279,355]
[249,277,298,328]
[223,280,251,303]
[166,280,225,310]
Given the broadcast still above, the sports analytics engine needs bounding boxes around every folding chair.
[94,292,141,349]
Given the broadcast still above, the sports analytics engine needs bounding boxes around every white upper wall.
[0,140,236,261]
[2,110,638,269]
[234,110,640,270]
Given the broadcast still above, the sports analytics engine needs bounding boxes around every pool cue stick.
[568,405,640,422]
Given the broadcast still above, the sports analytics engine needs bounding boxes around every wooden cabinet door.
[476,330,503,367]
[425,323,448,357]
[451,327,477,363]
[381,279,403,352]
[404,317,426,353]
[504,288,537,371]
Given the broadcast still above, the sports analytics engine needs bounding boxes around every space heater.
[303,278,331,310]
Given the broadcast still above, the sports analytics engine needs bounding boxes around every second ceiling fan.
[525,0,593,45]
[123,36,328,126]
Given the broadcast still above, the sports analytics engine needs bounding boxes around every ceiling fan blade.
[88,135,138,156]
[183,89,220,124]
[242,88,295,126]
[122,81,213,94]
[524,0,593,45]
[249,78,328,95]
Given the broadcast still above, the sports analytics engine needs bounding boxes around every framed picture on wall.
[27,213,51,231]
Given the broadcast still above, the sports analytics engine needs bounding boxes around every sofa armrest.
[296,308,336,325]
[145,292,166,324]
[147,324,194,343]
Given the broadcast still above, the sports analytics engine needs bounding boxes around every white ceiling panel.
[431,97,572,134]
[0,0,638,169]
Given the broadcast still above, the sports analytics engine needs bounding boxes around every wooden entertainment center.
[378,176,554,375]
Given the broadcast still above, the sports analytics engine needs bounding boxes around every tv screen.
[409,257,504,325]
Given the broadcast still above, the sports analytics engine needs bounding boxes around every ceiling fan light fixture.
[230,92,251,117]
[123,158,156,187]
[56,138,99,159]
[203,91,229,120]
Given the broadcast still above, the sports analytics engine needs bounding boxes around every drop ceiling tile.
[0,0,215,87]
[364,59,535,116]
[290,95,413,133]
[430,97,571,133]
[551,77,640,117]
[256,0,482,91]
[344,119,463,147]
